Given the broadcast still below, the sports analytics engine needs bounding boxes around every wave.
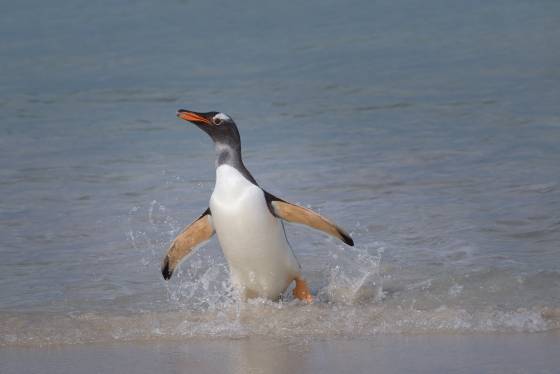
[3,202,559,347]
[2,304,559,347]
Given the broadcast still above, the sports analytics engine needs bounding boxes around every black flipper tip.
[341,231,354,246]
[161,256,173,280]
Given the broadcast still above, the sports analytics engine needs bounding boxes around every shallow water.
[1,0,560,346]
[3,335,560,374]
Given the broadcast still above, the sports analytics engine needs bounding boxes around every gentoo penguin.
[161,109,354,302]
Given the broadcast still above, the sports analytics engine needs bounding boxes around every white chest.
[212,164,257,204]
[209,165,300,299]
[209,165,274,238]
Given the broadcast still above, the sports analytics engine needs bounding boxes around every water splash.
[4,203,557,347]
[320,243,385,304]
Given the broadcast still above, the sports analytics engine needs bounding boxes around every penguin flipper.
[161,208,214,280]
[265,192,354,246]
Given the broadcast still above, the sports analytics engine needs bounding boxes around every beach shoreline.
[2,332,559,374]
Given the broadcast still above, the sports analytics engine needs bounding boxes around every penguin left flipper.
[161,208,214,280]
[265,192,354,246]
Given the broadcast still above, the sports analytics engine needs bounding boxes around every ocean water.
[1,0,560,346]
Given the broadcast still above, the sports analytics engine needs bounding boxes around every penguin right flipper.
[265,192,354,246]
[161,208,214,280]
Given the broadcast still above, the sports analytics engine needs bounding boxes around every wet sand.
[2,333,559,374]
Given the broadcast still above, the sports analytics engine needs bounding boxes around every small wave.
[5,203,556,347]
[1,304,558,347]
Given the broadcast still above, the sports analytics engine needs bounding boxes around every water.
[1,0,560,346]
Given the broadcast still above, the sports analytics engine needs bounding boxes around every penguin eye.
[213,118,223,125]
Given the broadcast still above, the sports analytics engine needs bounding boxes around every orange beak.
[177,110,211,125]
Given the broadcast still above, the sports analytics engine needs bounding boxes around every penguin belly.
[210,165,301,300]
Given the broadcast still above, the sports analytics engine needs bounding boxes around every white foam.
[6,204,554,347]
[2,304,558,347]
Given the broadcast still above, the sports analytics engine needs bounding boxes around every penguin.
[161,109,354,302]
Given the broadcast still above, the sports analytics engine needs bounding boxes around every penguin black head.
[177,109,240,149]
[177,109,252,173]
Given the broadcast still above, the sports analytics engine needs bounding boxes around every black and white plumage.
[161,109,354,301]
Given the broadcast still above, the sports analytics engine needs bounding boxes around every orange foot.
[293,277,313,303]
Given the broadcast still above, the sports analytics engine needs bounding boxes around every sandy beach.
[2,333,559,374]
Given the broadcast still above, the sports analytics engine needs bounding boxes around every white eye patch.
[213,113,230,122]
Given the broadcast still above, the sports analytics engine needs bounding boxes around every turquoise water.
[1,0,560,345]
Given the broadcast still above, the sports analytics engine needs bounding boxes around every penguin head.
[177,109,240,149]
